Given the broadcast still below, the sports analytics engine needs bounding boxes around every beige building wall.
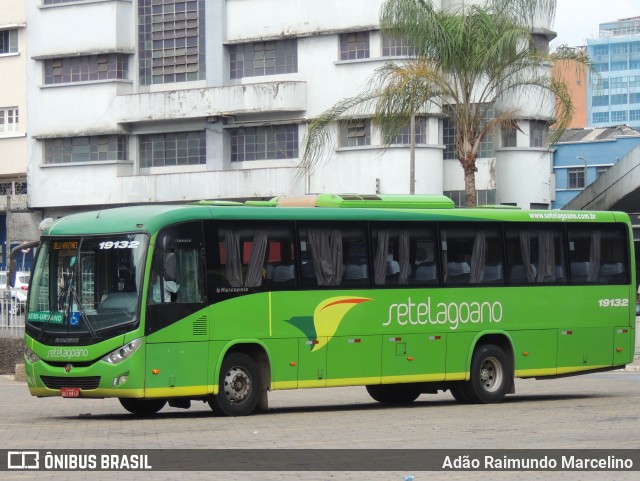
[0,0,27,177]
[552,55,588,129]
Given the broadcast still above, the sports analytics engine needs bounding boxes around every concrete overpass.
[564,145,640,290]
[564,145,640,241]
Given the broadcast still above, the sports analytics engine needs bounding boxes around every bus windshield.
[26,234,149,339]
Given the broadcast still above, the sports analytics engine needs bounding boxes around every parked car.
[11,271,30,303]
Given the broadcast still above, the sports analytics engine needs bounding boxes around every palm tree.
[299,0,584,207]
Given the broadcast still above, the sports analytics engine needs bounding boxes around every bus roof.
[42,196,630,237]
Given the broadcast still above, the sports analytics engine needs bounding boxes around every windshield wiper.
[63,254,98,340]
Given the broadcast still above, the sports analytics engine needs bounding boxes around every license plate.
[61,387,80,398]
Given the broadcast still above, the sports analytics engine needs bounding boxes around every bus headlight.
[24,346,40,363]
[101,338,142,365]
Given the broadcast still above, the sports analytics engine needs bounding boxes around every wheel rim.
[223,366,252,404]
[479,356,503,393]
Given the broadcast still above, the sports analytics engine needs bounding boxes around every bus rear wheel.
[208,353,262,416]
[365,384,420,403]
[449,382,471,404]
[460,344,512,404]
[119,398,166,416]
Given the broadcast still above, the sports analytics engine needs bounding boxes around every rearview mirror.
[164,252,177,281]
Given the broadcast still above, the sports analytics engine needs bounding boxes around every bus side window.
[505,225,566,285]
[265,227,296,290]
[567,224,629,285]
[441,224,503,286]
[371,224,438,286]
[597,226,628,284]
[298,222,370,288]
[214,222,296,294]
[149,235,204,304]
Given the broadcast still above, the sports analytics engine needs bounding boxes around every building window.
[629,77,640,89]
[611,94,628,105]
[529,120,548,148]
[0,29,18,55]
[442,106,495,160]
[501,125,517,147]
[44,135,128,164]
[0,108,18,134]
[592,112,609,123]
[594,63,609,73]
[529,203,548,210]
[388,117,427,145]
[609,76,627,89]
[593,45,608,56]
[531,34,549,54]
[568,168,585,189]
[630,110,640,121]
[230,125,298,162]
[611,43,629,55]
[339,32,370,60]
[138,0,206,86]
[443,190,496,208]
[592,95,609,107]
[381,36,415,57]
[442,117,456,160]
[44,54,128,85]
[339,119,371,147]
[611,61,627,71]
[229,39,297,79]
[592,77,609,90]
[611,110,627,122]
[631,42,640,53]
[139,131,205,168]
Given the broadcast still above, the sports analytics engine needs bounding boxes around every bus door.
[144,221,210,397]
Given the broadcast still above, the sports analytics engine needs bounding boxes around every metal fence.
[0,298,25,338]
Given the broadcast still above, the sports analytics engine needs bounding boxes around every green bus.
[23,194,636,416]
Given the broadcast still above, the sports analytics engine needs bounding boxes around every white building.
[25,0,557,222]
[0,0,40,269]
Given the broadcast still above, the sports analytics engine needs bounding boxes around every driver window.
[149,223,204,305]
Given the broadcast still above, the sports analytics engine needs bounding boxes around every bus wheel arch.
[209,343,270,416]
[455,334,514,404]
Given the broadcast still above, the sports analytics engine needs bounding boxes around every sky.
[551,0,639,48]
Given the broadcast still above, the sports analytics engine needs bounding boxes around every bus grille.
[41,376,101,390]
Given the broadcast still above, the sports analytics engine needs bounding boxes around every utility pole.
[5,188,10,325]
[409,114,416,195]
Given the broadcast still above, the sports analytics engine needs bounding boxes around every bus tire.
[449,382,472,404]
[365,384,420,403]
[119,398,166,416]
[209,352,262,416]
[464,344,512,404]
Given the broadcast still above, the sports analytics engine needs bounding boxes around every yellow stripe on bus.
[145,386,211,398]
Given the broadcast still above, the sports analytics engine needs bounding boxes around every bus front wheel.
[461,344,512,404]
[209,352,262,416]
[365,384,420,403]
[119,398,166,416]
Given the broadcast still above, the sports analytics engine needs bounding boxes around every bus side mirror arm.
[8,241,39,287]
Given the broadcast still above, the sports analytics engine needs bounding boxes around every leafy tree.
[299,0,584,206]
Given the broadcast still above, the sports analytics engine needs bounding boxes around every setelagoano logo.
[384,296,503,330]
